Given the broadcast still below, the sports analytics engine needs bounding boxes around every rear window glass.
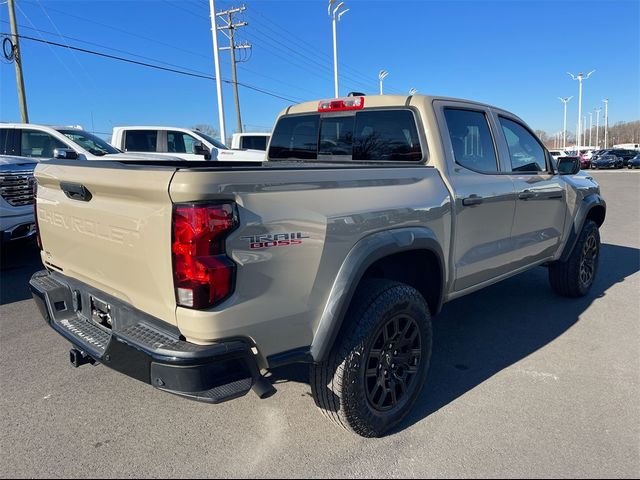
[125,130,158,152]
[268,114,319,160]
[268,109,422,162]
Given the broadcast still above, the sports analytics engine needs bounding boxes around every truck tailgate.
[35,162,178,325]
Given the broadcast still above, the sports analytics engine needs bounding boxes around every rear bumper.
[29,270,259,403]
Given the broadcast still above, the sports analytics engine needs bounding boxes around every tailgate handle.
[60,182,92,202]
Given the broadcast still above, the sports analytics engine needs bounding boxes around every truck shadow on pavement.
[0,240,43,305]
[269,242,640,434]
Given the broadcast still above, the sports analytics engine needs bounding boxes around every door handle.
[518,190,536,200]
[60,182,92,202]
[462,194,484,206]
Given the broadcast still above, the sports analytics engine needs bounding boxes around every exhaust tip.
[252,376,277,400]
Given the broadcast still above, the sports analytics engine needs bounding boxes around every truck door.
[437,104,517,292]
[493,114,567,269]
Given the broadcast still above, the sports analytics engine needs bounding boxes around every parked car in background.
[0,124,176,162]
[0,155,37,243]
[549,149,569,161]
[111,126,266,162]
[627,154,640,169]
[591,149,637,166]
[591,154,623,169]
[230,132,271,151]
[613,143,640,151]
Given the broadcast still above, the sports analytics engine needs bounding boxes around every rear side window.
[241,136,268,151]
[124,130,158,152]
[499,117,547,172]
[268,114,319,160]
[444,108,499,173]
[269,109,422,161]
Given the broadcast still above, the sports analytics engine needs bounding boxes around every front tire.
[310,279,432,437]
[549,220,600,297]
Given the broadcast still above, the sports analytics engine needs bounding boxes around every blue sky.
[1,0,638,140]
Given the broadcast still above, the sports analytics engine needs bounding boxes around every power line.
[2,31,301,103]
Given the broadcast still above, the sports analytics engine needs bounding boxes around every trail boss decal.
[240,232,309,249]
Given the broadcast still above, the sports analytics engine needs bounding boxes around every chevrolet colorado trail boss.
[30,95,606,437]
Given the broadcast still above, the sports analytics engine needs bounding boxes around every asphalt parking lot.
[1,170,639,478]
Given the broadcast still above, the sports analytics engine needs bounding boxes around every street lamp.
[408,87,418,96]
[588,112,593,147]
[602,98,609,148]
[567,70,595,149]
[558,96,573,150]
[594,107,602,148]
[328,0,349,98]
[378,70,389,95]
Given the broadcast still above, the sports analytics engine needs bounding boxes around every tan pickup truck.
[30,94,605,437]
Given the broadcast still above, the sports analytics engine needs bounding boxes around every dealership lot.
[1,170,638,478]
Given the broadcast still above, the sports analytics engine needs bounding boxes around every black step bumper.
[30,270,259,404]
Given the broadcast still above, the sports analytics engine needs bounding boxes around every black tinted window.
[125,130,158,152]
[167,131,196,154]
[242,136,268,151]
[499,117,547,172]
[444,108,498,173]
[319,116,354,156]
[268,115,319,160]
[353,110,422,161]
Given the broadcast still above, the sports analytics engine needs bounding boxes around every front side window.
[124,130,158,153]
[499,117,547,172]
[167,131,197,154]
[20,130,66,158]
[444,108,498,173]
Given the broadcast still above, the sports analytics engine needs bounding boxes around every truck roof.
[283,94,502,115]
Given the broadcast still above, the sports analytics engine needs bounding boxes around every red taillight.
[33,177,41,250]
[318,96,365,112]
[172,203,238,309]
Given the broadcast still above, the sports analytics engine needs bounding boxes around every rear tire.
[549,220,600,297]
[310,279,432,437]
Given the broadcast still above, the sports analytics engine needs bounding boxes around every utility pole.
[208,0,226,144]
[7,0,29,123]
[558,96,572,150]
[217,5,251,134]
[588,112,592,147]
[595,107,601,148]
[602,98,609,148]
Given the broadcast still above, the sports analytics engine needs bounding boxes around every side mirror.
[193,142,211,160]
[557,156,580,175]
[53,148,79,160]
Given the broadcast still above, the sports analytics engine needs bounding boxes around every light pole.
[588,112,593,147]
[378,70,389,95]
[208,0,226,143]
[595,107,602,148]
[567,70,595,149]
[583,115,586,147]
[329,0,349,98]
[408,88,418,96]
[558,96,573,150]
[602,98,609,148]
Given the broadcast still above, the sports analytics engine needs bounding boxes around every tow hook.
[69,348,96,368]
[252,376,277,399]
